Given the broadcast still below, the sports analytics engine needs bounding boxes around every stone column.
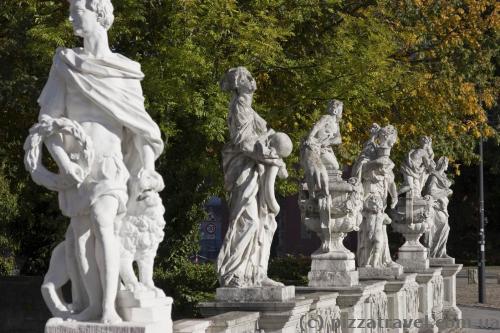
[429,259,462,321]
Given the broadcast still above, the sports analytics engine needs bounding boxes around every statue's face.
[237,70,257,94]
[69,0,100,37]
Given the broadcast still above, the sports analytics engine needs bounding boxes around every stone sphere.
[269,132,293,158]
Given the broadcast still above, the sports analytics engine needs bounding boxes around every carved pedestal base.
[308,252,359,287]
[117,290,173,324]
[397,241,429,273]
[45,291,173,333]
[45,318,172,333]
[359,265,404,280]
[199,288,341,333]
[429,259,462,321]
[216,286,295,302]
[415,268,444,333]
[174,312,260,333]
[297,281,387,333]
[383,273,420,333]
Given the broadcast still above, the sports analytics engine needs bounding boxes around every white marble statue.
[423,156,453,259]
[353,124,401,272]
[24,0,165,324]
[399,136,436,197]
[217,66,292,288]
[300,100,343,250]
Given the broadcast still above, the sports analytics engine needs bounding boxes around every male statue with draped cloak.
[24,0,165,325]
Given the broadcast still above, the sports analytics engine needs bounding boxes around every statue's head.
[68,0,114,37]
[326,99,343,119]
[419,136,432,148]
[220,67,257,95]
[375,124,397,157]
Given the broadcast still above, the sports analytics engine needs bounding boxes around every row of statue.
[22,0,453,328]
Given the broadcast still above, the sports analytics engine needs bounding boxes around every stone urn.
[299,168,363,287]
[391,194,433,272]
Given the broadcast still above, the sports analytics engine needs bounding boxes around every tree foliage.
[0,0,498,314]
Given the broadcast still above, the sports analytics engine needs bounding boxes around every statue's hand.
[57,161,85,189]
[278,165,288,179]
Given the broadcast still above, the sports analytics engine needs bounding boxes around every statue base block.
[429,257,455,266]
[45,317,172,333]
[308,253,359,287]
[359,265,404,280]
[116,290,173,325]
[199,291,341,333]
[397,246,429,273]
[308,270,359,287]
[215,286,295,302]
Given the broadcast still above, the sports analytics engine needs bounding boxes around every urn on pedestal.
[299,100,363,287]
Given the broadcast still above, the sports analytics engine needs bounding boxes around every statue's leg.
[70,215,102,322]
[41,242,70,318]
[138,252,165,297]
[64,224,88,313]
[90,195,122,324]
[119,251,141,292]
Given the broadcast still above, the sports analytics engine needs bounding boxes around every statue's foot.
[146,286,166,298]
[101,310,122,324]
[261,277,284,287]
[67,305,101,322]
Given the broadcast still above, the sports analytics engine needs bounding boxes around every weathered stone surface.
[308,270,359,287]
[397,245,430,273]
[297,281,387,333]
[429,262,462,321]
[383,274,419,333]
[429,257,455,266]
[45,318,172,333]
[199,296,312,333]
[359,265,403,280]
[311,256,355,271]
[215,286,295,302]
[415,268,444,333]
[173,319,212,333]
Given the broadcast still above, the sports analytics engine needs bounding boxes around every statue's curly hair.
[68,0,114,30]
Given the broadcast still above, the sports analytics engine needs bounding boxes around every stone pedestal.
[359,265,404,280]
[45,318,172,333]
[45,290,173,333]
[429,258,462,321]
[117,290,173,325]
[215,286,294,302]
[414,268,443,333]
[174,312,260,333]
[199,286,314,333]
[383,274,419,333]
[309,251,359,287]
[297,281,387,333]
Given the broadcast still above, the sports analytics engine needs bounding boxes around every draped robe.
[38,47,163,216]
[217,96,278,287]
